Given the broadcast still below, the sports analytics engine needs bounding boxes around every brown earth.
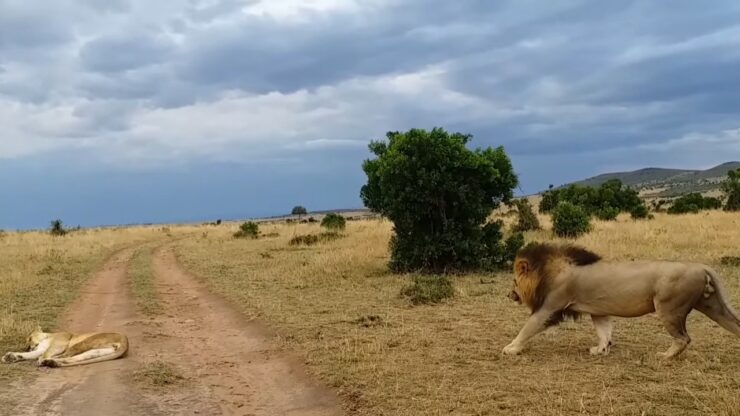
[1,244,342,416]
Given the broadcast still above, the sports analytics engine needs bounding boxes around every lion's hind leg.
[41,347,117,368]
[655,301,692,359]
[589,315,613,355]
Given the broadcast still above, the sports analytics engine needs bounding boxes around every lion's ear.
[515,260,529,276]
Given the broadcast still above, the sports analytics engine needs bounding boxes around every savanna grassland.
[174,212,740,416]
[0,225,194,381]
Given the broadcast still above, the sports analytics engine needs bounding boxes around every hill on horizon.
[559,161,740,198]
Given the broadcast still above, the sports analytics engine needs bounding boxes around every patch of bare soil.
[149,246,342,415]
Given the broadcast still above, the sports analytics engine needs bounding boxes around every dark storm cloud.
[2,0,740,228]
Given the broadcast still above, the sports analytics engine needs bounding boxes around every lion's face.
[508,258,532,307]
[26,330,44,351]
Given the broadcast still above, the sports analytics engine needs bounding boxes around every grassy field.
[174,213,740,416]
[0,225,191,380]
[129,244,163,317]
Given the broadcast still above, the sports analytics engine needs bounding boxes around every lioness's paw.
[2,352,19,363]
[502,344,523,355]
[39,359,59,368]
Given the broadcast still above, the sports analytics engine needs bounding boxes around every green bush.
[630,204,650,219]
[721,168,740,211]
[233,221,259,238]
[320,213,346,231]
[538,179,646,217]
[400,275,454,305]
[360,128,518,273]
[594,206,619,221]
[512,199,540,231]
[667,193,721,214]
[289,232,343,246]
[552,202,591,238]
[49,219,67,236]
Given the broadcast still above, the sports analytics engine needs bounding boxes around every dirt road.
[2,243,342,416]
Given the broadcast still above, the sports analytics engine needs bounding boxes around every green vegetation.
[667,193,722,214]
[291,206,308,219]
[400,275,454,305]
[288,232,343,246]
[361,128,519,272]
[512,199,540,232]
[721,168,740,211]
[320,213,346,231]
[629,204,650,219]
[552,202,591,238]
[539,179,646,217]
[233,221,259,238]
[49,219,67,236]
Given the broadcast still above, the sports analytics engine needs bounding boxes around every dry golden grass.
[174,213,740,416]
[129,244,162,317]
[0,225,197,380]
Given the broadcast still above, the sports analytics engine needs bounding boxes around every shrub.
[289,232,343,246]
[667,193,721,214]
[630,204,649,219]
[400,275,454,305]
[538,179,646,217]
[512,199,540,232]
[361,128,518,273]
[233,221,259,238]
[595,206,619,221]
[552,202,591,238]
[721,168,740,211]
[215,219,222,225]
[321,213,346,231]
[49,219,67,236]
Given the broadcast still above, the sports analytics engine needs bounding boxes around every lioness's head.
[509,242,601,312]
[26,327,45,351]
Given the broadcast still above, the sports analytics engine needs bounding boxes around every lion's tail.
[696,268,740,337]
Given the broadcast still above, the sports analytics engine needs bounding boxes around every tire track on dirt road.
[148,245,343,415]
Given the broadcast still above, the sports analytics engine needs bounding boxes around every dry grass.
[129,245,162,317]
[133,360,186,387]
[0,225,196,381]
[174,213,740,416]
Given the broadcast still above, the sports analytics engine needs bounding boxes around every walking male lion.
[503,243,740,358]
[2,327,128,367]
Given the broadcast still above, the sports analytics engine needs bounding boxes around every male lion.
[2,327,128,367]
[503,243,740,358]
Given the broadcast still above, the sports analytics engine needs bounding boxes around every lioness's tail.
[696,268,740,337]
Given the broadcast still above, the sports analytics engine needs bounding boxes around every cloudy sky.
[2,0,740,229]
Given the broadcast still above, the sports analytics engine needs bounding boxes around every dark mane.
[515,242,601,313]
[517,242,601,269]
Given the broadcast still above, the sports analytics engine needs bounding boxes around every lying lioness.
[2,327,128,367]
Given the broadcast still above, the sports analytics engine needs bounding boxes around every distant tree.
[291,206,308,219]
[215,219,222,225]
[721,168,740,211]
[320,213,346,231]
[49,219,67,236]
[361,128,521,272]
[630,204,650,219]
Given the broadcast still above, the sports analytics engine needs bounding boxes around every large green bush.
[630,204,650,219]
[552,202,591,238]
[320,213,346,231]
[361,128,520,273]
[722,168,740,211]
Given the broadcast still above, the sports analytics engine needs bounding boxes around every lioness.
[503,243,740,358]
[2,327,128,367]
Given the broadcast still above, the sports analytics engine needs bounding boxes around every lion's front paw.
[2,352,19,363]
[589,346,608,355]
[38,359,59,368]
[502,343,523,355]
